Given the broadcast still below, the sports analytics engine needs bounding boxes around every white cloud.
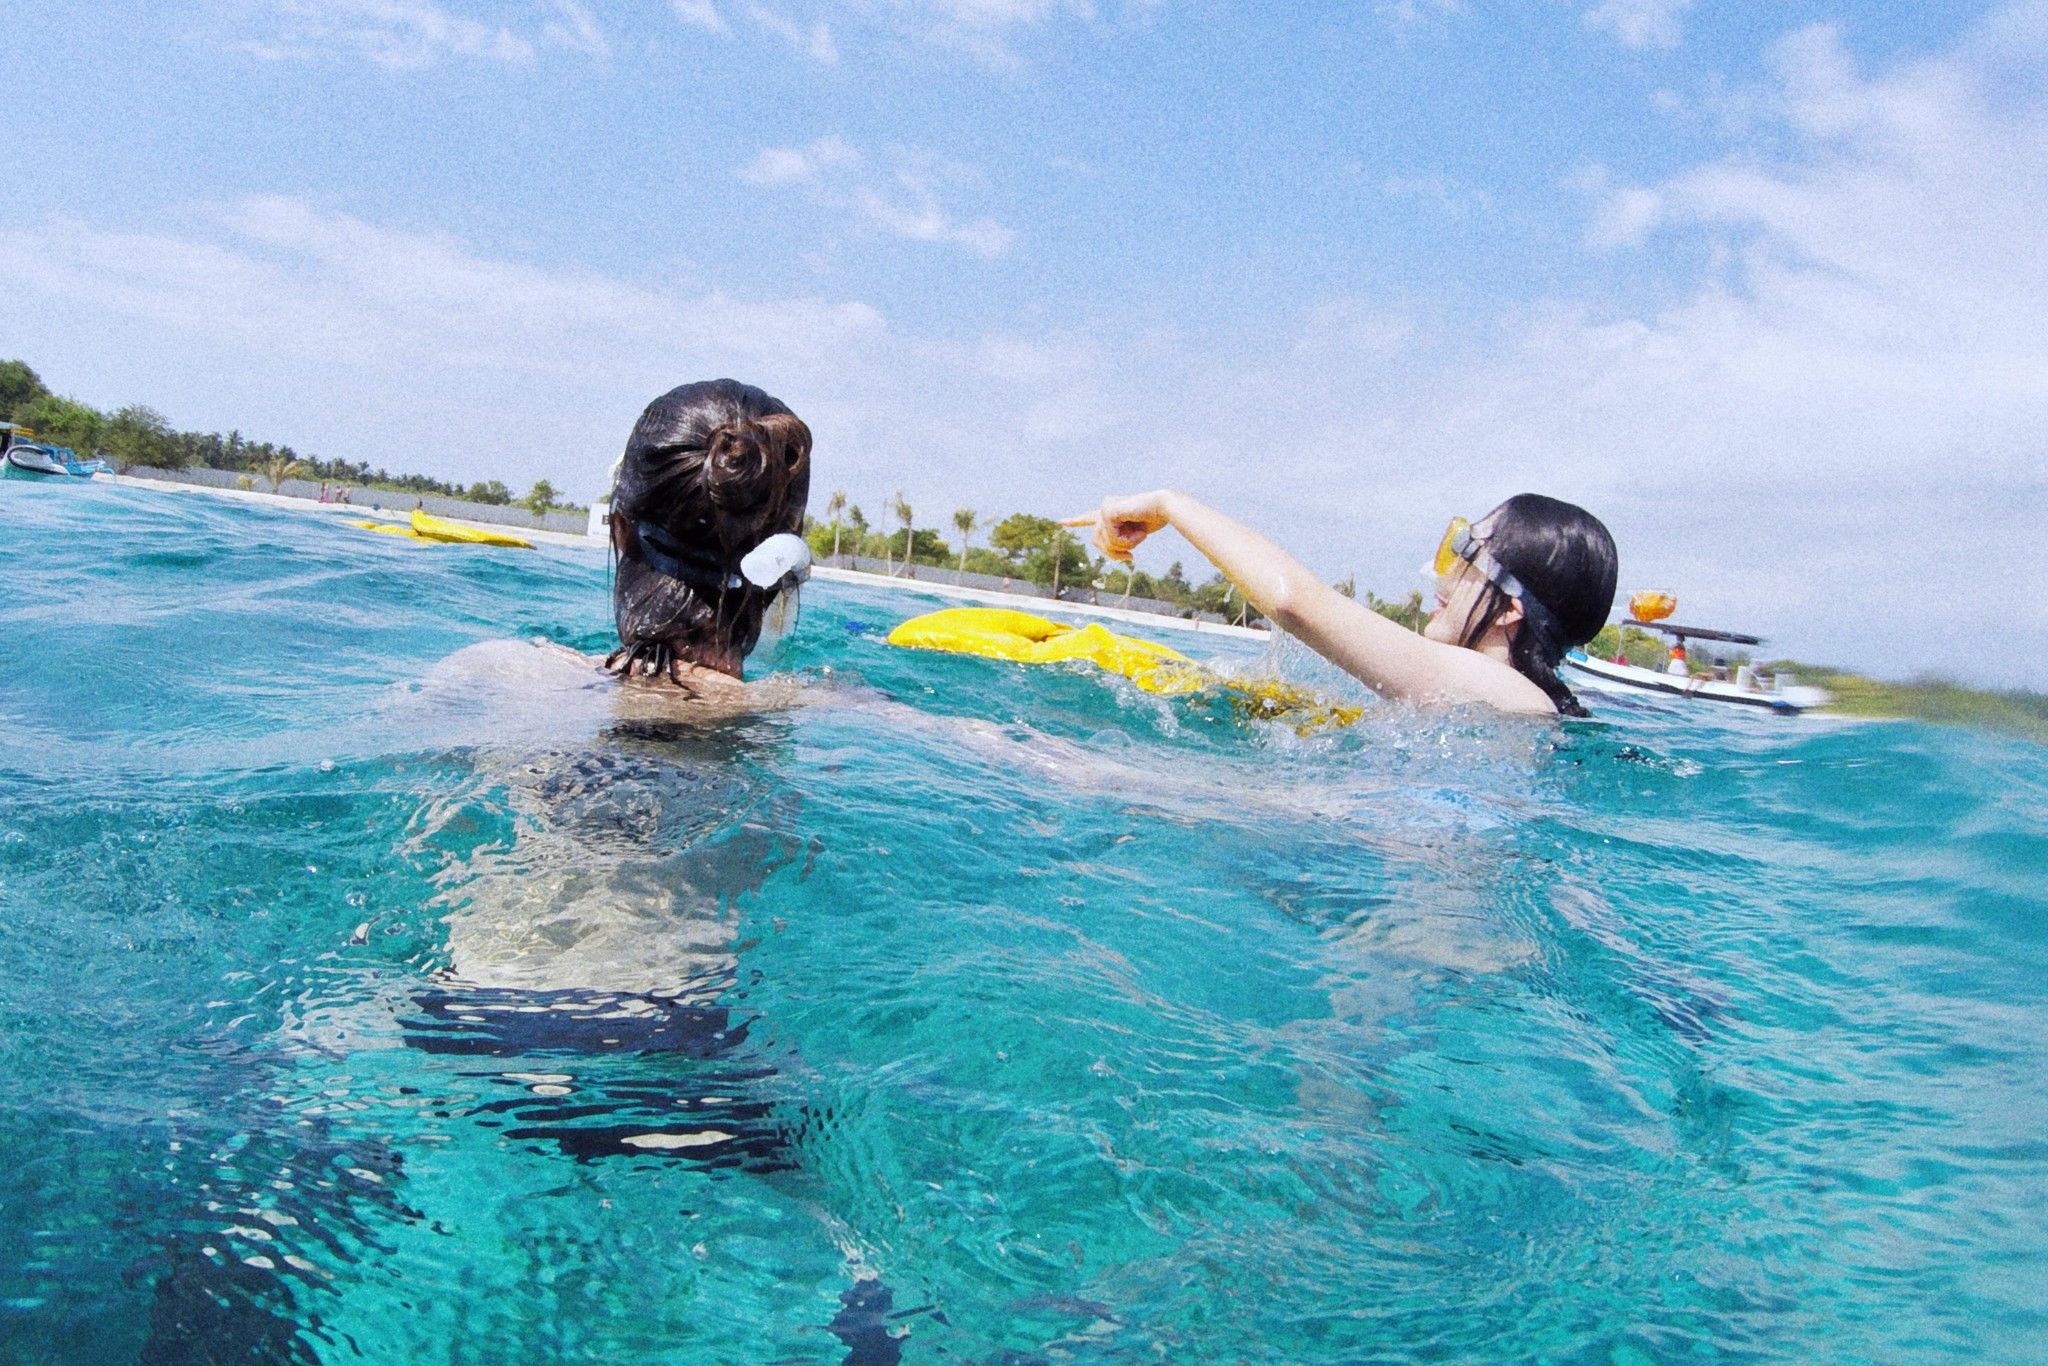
[244,0,613,68]
[739,138,1018,257]
[1292,299,1416,362]
[738,135,863,186]
[1380,173,1492,221]
[1583,0,1692,51]
[0,195,1081,543]
[745,3,839,63]
[1586,185,1663,247]
[1380,0,1460,27]
[669,0,730,33]
[541,0,608,58]
[728,0,1147,67]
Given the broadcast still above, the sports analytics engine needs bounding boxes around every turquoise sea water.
[2,481,2044,1363]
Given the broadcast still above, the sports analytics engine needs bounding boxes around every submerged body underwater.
[2,483,2045,1361]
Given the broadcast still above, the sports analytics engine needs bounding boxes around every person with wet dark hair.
[606,378,814,687]
[1065,489,1618,717]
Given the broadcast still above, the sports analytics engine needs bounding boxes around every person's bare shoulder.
[426,638,609,693]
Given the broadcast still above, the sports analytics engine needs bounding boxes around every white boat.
[1564,651,1832,713]
[1565,599,1832,714]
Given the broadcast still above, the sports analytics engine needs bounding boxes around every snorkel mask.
[1433,517,1527,601]
[624,520,812,666]
[1431,517,1570,662]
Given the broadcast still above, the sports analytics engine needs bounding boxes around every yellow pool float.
[352,509,534,549]
[886,607,1362,732]
[887,607,1200,693]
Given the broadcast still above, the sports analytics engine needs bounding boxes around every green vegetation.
[806,498,1267,622]
[1586,623,1670,670]
[1,359,585,514]
[1763,665,2048,743]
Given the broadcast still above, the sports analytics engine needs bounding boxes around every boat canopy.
[1624,620,1765,646]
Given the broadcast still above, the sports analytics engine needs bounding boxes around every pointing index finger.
[1059,513,1098,527]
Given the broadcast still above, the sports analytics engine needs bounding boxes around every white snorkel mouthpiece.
[741,532,811,666]
[740,532,812,590]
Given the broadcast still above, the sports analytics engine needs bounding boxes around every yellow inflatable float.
[886,607,1361,732]
[352,509,535,549]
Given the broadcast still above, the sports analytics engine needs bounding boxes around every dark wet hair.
[607,379,811,681]
[1455,493,1618,717]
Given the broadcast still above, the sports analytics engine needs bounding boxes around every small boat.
[2,424,112,479]
[1564,592,1832,714]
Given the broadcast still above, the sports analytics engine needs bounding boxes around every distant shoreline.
[94,471,1272,642]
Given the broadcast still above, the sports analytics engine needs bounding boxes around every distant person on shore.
[1063,491,1616,717]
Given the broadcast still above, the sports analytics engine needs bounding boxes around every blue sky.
[4,0,2043,684]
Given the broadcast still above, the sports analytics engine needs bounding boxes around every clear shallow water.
[3,482,2045,1362]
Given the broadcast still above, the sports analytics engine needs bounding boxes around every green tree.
[1191,574,1264,626]
[1024,527,1094,596]
[951,508,978,575]
[0,360,49,420]
[1104,565,1158,606]
[962,546,1013,578]
[1365,589,1425,633]
[988,512,1062,564]
[524,479,558,515]
[1587,624,1665,669]
[261,454,306,492]
[904,528,949,563]
[13,394,104,452]
[104,404,182,471]
[889,490,914,575]
[825,489,847,558]
[468,479,512,505]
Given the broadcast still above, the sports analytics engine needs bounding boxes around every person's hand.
[1062,491,1174,563]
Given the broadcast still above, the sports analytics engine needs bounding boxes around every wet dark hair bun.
[608,380,813,681]
[704,414,808,514]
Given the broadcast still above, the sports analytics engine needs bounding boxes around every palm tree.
[890,490,914,577]
[261,454,305,493]
[951,508,977,577]
[826,489,847,559]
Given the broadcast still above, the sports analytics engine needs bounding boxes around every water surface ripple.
[2,484,2043,1361]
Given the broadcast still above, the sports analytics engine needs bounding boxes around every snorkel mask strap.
[626,521,812,598]
[627,517,745,592]
[1446,524,1569,665]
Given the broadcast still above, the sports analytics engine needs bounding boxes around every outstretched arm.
[1065,491,1552,714]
